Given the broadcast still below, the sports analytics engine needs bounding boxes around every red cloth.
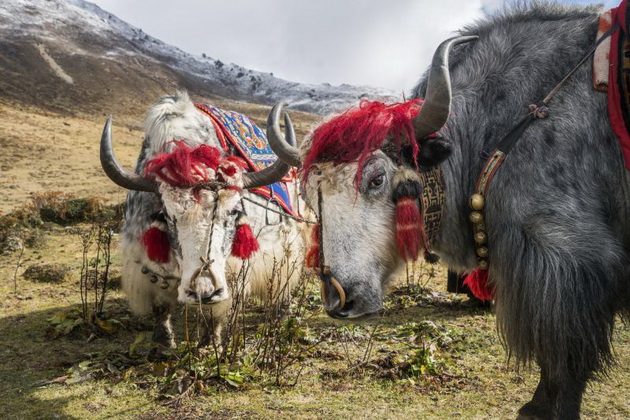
[608,0,630,169]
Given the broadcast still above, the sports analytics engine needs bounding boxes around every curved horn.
[242,102,300,189]
[414,35,479,140]
[100,116,158,192]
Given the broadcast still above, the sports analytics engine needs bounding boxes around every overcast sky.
[90,0,618,93]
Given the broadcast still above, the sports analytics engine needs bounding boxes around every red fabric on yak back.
[607,0,630,170]
[301,100,424,187]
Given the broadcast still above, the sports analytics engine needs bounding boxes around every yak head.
[100,103,296,305]
[271,36,476,318]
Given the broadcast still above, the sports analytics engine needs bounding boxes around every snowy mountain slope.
[0,0,399,116]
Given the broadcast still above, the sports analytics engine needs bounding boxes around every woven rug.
[195,103,296,215]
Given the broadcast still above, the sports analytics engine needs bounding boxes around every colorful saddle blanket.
[194,103,296,216]
[594,0,630,170]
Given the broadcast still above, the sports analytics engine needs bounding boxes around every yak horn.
[413,35,478,140]
[242,102,299,189]
[267,102,301,167]
[100,116,158,192]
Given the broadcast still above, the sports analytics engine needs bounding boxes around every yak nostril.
[326,300,354,319]
[339,300,354,316]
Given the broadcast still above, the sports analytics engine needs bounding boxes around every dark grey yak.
[269,3,630,419]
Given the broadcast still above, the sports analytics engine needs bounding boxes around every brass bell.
[470,193,485,211]
[478,260,489,270]
[477,247,489,258]
[474,231,487,244]
[469,211,484,224]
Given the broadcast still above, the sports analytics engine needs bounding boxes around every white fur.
[121,92,305,343]
[301,151,403,316]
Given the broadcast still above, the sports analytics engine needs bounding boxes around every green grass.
[0,222,629,419]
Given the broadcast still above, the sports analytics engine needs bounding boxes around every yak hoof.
[517,401,548,420]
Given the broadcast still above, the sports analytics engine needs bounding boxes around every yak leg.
[517,366,554,419]
[152,302,175,348]
[518,363,588,420]
[494,216,621,420]
[198,300,230,350]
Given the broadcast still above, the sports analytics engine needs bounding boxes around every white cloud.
[89,0,616,92]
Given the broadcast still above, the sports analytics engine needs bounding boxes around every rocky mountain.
[0,0,399,118]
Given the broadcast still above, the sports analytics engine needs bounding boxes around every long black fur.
[411,2,630,418]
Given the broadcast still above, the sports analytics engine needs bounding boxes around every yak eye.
[368,173,385,189]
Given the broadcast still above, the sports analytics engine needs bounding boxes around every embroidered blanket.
[594,0,630,170]
[194,103,297,216]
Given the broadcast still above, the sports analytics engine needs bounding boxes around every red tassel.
[395,197,423,261]
[463,269,494,301]
[142,226,170,263]
[231,219,259,259]
[306,223,321,268]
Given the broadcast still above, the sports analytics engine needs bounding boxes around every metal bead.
[477,247,489,258]
[478,260,489,270]
[470,193,485,211]
[141,266,150,274]
[474,231,487,244]
[161,280,169,289]
[149,275,158,284]
[469,211,484,224]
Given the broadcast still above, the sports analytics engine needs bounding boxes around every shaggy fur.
[414,2,630,417]
[301,2,630,417]
[122,92,305,347]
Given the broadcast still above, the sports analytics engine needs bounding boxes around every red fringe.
[302,100,423,188]
[395,197,423,261]
[231,223,259,259]
[463,269,494,301]
[306,223,321,268]
[145,141,222,187]
[142,226,170,263]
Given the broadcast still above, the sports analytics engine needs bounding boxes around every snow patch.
[36,43,74,84]
[1,0,400,114]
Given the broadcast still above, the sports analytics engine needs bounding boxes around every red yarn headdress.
[145,141,223,187]
[301,100,423,187]
[302,100,441,264]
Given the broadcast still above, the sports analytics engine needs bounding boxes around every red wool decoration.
[306,223,321,268]
[395,197,424,261]
[231,223,259,259]
[302,100,423,187]
[142,226,170,263]
[463,269,494,301]
[145,141,222,187]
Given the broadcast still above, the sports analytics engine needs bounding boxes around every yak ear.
[417,137,452,167]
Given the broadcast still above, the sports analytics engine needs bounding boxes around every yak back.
[413,2,630,378]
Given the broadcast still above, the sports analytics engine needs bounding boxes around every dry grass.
[0,105,628,419]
